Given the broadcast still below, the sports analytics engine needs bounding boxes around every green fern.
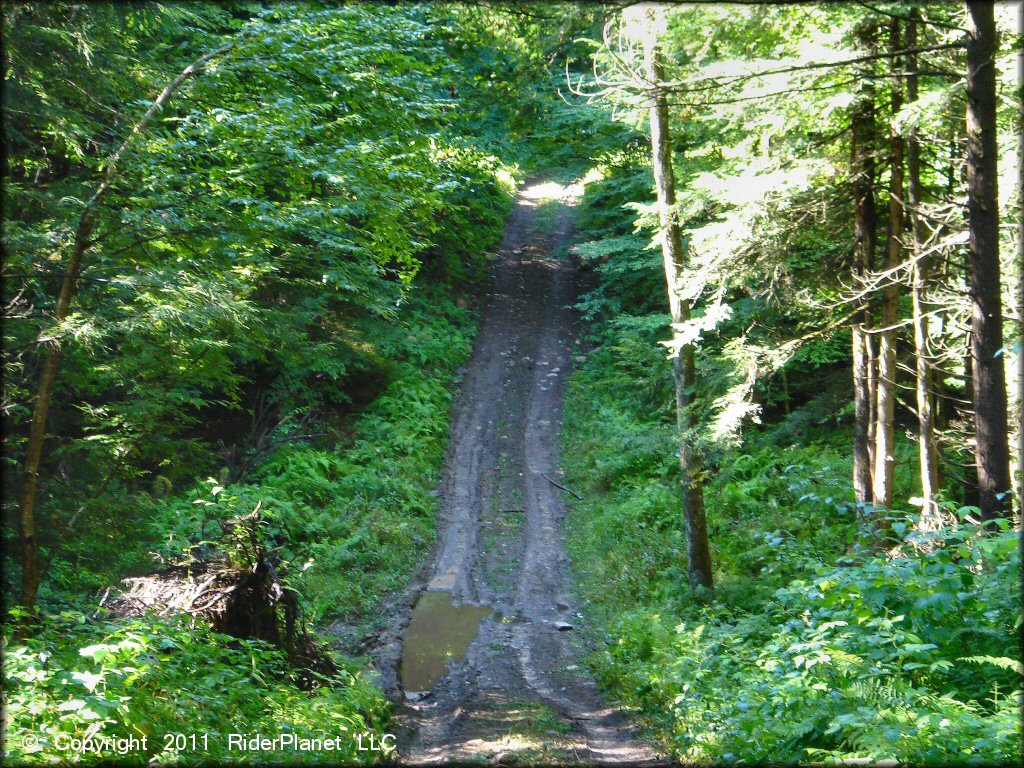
[959,656,1024,676]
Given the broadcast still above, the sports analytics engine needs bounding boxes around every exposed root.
[99,510,336,687]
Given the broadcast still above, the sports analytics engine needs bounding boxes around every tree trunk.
[872,18,903,516]
[781,367,790,416]
[16,43,233,616]
[906,11,939,520]
[851,83,878,509]
[644,34,713,591]
[867,332,878,476]
[1016,10,1024,519]
[964,1,1012,522]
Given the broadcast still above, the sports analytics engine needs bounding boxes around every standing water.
[400,591,491,695]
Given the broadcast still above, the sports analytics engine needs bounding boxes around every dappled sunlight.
[521,180,568,200]
[406,694,583,765]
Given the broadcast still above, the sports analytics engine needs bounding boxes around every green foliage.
[438,5,636,178]
[562,197,1021,763]
[103,294,476,629]
[563,107,1021,761]
[583,519,1020,765]
[2,3,511,606]
[3,9,504,755]
[3,611,390,765]
[565,344,1021,763]
[1,5,612,761]
[4,291,474,761]
[5,1,1022,763]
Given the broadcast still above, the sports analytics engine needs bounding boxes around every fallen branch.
[542,473,583,500]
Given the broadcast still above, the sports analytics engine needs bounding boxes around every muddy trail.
[376,181,661,766]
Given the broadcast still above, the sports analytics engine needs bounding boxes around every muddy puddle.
[400,591,491,694]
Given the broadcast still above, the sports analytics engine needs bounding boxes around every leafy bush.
[589,520,1020,764]
[3,611,390,765]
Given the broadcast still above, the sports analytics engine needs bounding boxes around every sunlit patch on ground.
[518,180,583,208]
[415,697,581,765]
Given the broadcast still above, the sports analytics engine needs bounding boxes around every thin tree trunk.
[867,332,878,475]
[781,367,790,416]
[644,33,713,591]
[16,43,233,614]
[851,84,878,509]
[964,1,1011,523]
[1016,7,1024,519]
[933,246,954,495]
[872,18,903,516]
[906,12,939,520]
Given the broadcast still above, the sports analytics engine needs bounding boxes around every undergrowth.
[143,292,478,627]
[3,289,481,765]
[561,163,1022,765]
[563,342,1021,764]
[3,612,389,765]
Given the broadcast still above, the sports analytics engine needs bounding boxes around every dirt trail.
[388,180,662,765]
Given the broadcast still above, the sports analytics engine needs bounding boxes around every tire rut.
[393,180,662,766]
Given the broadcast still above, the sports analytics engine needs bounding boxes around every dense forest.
[2,2,1021,765]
